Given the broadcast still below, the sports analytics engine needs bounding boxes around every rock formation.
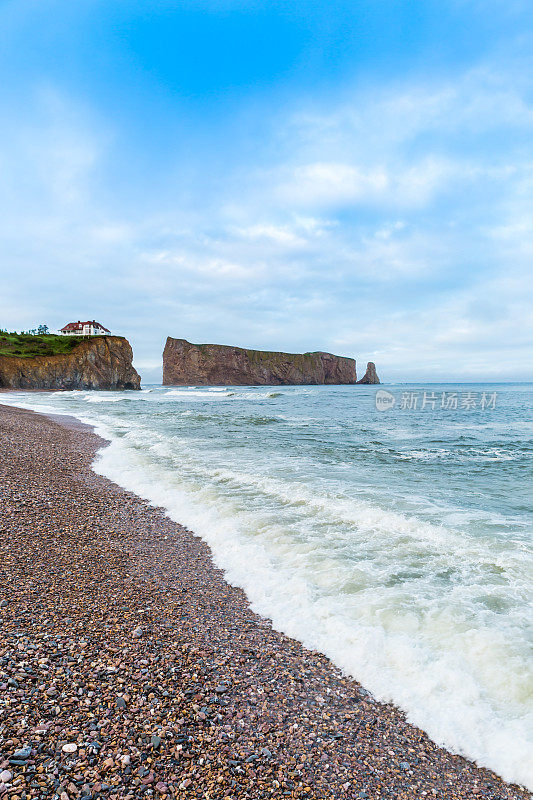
[163,338,357,385]
[0,336,141,390]
[357,362,380,384]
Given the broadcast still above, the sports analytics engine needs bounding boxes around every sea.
[2,383,532,789]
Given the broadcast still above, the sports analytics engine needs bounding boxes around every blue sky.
[0,0,532,382]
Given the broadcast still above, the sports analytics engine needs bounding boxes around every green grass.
[0,333,93,358]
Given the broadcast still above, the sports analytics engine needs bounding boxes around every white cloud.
[235,223,306,247]
[277,158,460,209]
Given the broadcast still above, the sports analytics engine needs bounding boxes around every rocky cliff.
[163,338,357,385]
[357,362,380,384]
[0,336,141,390]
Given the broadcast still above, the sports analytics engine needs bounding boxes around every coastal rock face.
[163,338,357,385]
[357,362,380,384]
[0,336,141,390]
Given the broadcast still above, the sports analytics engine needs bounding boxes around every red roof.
[60,320,110,333]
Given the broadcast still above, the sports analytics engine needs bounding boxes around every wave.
[395,447,521,462]
[156,389,286,402]
[85,395,125,403]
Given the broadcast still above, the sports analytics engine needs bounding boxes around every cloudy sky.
[0,0,531,382]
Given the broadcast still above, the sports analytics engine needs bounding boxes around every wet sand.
[0,404,529,799]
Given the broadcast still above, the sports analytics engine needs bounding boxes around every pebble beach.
[0,404,530,800]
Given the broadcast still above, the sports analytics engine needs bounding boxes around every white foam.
[85,395,124,403]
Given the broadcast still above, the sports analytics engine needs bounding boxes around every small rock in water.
[62,743,78,754]
[0,770,12,783]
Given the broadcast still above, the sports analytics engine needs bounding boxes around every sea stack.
[162,338,357,385]
[357,362,380,384]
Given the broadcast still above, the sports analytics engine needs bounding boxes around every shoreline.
[0,403,529,799]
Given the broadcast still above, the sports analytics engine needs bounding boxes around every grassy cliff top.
[0,333,113,358]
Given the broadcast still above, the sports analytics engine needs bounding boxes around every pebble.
[11,747,32,760]
[62,743,78,753]
[0,770,12,783]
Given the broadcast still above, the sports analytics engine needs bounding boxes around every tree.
[37,324,49,335]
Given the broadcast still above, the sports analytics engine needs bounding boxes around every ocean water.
[2,383,532,788]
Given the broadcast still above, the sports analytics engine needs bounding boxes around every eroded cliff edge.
[163,338,357,385]
[0,336,141,390]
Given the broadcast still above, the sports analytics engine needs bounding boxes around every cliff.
[357,362,380,384]
[163,338,357,385]
[0,336,141,390]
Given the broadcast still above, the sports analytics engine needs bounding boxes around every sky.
[0,0,532,382]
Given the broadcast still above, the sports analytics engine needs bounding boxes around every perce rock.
[163,338,357,385]
[0,336,140,390]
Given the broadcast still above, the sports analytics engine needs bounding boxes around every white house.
[60,320,111,336]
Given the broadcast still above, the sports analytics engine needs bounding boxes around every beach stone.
[151,734,161,750]
[62,743,77,754]
[12,747,32,760]
[116,696,127,708]
[0,770,12,783]
[132,626,143,638]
